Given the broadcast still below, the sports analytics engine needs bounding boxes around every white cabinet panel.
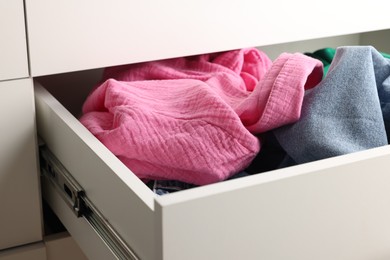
[0,0,29,80]
[26,0,390,76]
[0,79,42,250]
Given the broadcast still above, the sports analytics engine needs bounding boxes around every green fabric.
[305,47,390,76]
[305,48,336,76]
[381,51,390,59]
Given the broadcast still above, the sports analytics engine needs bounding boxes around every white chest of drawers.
[2,1,390,259]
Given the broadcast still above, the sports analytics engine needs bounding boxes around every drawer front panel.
[157,146,390,260]
[0,0,29,80]
[0,79,42,250]
[26,0,390,76]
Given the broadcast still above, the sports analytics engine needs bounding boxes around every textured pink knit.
[80,48,323,185]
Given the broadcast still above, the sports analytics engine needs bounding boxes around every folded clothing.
[80,48,323,185]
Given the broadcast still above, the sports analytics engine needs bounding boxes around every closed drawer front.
[0,243,46,260]
[0,0,29,81]
[0,233,86,260]
[26,0,390,77]
[44,232,88,260]
[0,78,42,250]
[35,38,390,258]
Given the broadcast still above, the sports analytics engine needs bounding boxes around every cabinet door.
[0,0,29,80]
[0,79,42,249]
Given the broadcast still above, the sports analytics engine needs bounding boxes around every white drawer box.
[0,0,29,81]
[0,78,42,250]
[25,0,390,77]
[34,45,390,259]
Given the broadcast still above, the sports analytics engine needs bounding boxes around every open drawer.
[34,37,390,259]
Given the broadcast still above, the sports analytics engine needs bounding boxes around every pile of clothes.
[79,46,390,194]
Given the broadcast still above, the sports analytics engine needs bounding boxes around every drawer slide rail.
[39,144,139,260]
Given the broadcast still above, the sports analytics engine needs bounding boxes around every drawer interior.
[36,29,390,192]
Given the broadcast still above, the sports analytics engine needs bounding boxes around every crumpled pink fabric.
[80,48,323,185]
